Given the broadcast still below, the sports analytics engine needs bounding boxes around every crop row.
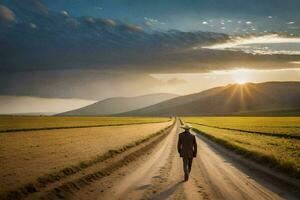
[0,116,171,132]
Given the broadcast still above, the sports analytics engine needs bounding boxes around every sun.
[236,80,247,85]
[232,69,250,85]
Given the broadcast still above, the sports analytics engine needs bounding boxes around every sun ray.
[225,84,239,105]
[242,84,254,104]
[238,85,246,111]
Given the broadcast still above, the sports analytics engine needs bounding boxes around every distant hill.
[59,93,179,116]
[119,82,300,116]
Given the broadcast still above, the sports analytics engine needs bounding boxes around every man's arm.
[193,135,197,157]
[177,135,182,155]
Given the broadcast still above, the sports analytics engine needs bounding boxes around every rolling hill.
[59,93,178,116]
[119,82,300,116]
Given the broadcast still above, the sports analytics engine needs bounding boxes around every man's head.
[181,124,192,131]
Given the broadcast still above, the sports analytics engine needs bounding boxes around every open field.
[0,116,171,132]
[1,118,299,200]
[183,117,300,178]
[184,117,300,138]
[0,119,173,196]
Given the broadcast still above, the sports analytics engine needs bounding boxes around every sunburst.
[232,69,251,85]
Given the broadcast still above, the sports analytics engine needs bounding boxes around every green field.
[183,117,300,178]
[0,116,171,132]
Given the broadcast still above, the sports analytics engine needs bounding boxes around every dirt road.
[74,120,298,200]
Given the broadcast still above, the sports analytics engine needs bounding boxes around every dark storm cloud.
[1,0,300,74]
[0,13,297,73]
[0,2,227,72]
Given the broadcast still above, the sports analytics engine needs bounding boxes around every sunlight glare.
[232,69,250,85]
[237,80,246,85]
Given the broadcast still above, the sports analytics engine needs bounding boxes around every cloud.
[60,10,69,17]
[99,18,116,27]
[1,2,300,74]
[83,16,95,24]
[164,78,187,85]
[0,10,230,73]
[202,34,300,55]
[121,23,143,32]
[144,17,165,27]
[0,4,15,24]
[0,70,174,99]
[290,61,300,65]
[29,22,38,29]
[1,19,299,73]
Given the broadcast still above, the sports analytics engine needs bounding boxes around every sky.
[0,0,300,114]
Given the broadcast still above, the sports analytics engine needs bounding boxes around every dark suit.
[177,130,197,177]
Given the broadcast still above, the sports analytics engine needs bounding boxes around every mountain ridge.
[118,82,300,116]
[59,93,179,116]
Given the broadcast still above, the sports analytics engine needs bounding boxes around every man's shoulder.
[179,131,193,137]
[179,131,187,138]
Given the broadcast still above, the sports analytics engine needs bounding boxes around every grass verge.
[192,127,300,179]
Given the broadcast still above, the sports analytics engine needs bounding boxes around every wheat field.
[0,117,172,194]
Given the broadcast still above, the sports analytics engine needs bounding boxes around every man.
[177,124,197,181]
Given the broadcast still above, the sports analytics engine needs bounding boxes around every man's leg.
[182,157,189,181]
[188,158,193,173]
[182,157,189,174]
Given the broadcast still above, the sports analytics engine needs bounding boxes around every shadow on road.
[151,181,184,200]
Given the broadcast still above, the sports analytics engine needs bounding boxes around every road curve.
[80,120,299,200]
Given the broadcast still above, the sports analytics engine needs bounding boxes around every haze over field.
[0,96,96,115]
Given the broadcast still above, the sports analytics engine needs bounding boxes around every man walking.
[177,124,197,181]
